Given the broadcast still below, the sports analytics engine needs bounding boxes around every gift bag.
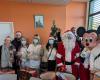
[19,70,31,80]
[19,68,38,80]
[40,71,56,80]
[93,72,100,80]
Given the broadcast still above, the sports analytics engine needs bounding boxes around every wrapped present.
[93,72,100,80]
[40,71,56,80]
[30,77,42,80]
[56,72,76,80]
[0,69,15,74]
[19,70,31,80]
[95,72,100,77]
[19,68,38,80]
[93,75,100,80]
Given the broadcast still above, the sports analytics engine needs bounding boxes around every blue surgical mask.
[21,40,27,45]
[49,40,54,45]
[33,39,39,44]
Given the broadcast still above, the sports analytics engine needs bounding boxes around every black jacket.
[12,38,21,52]
[0,46,2,67]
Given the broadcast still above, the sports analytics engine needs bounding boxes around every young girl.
[46,36,57,71]
[40,36,57,80]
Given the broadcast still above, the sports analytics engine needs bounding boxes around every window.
[88,0,100,30]
[0,22,14,46]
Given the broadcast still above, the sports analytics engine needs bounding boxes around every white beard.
[63,38,76,73]
[63,38,75,52]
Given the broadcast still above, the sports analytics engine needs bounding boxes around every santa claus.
[56,30,80,80]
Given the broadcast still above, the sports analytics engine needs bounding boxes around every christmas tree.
[50,20,58,37]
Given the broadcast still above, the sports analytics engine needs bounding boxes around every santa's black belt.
[64,61,75,65]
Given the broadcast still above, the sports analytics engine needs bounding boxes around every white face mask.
[33,39,39,44]
[49,39,54,45]
[21,40,27,45]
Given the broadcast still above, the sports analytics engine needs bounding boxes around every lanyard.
[48,48,53,60]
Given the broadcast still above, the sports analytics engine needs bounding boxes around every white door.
[0,22,14,46]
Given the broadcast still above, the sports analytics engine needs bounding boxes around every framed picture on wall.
[34,15,44,28]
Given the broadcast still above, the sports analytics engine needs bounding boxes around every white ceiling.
[3,0,88,5]
[72,0,88,2]
[23,0,70,5]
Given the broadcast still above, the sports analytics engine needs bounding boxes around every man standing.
[12,31,22,80]
[56,31,80,80]
[12,31,22,52]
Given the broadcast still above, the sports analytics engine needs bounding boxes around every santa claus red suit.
[56,31,80,80]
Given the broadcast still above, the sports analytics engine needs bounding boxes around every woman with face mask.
[18,37,29,68]
[46,36,57,71]
[40,36,57,80]
[27,34,43,70]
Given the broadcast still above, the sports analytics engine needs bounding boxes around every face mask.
[21,40,27,45]
[49,40,54,45]
[33,39,39,44]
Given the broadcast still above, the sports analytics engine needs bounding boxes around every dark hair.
[86,30,97,34]
[56,32,62,42]
[16,31,22,34]
[77,27,86,37]
[97,25,100,35]
[34,34,38,37]
[46,40,57,51]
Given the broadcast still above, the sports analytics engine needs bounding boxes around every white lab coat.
[27,44,42,69]
[90,44,100,71]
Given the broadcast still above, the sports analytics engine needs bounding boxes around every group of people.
[0,26,100,80]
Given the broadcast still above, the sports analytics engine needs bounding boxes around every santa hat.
[62,30,76,40]
[62,30,73,37]
[49,36,55,40]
